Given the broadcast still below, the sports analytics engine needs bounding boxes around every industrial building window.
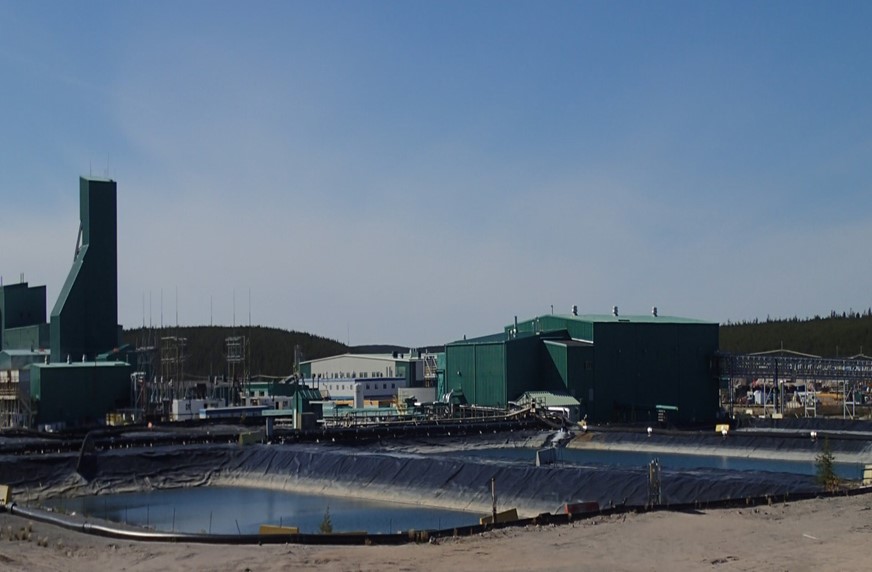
[366,384,370,390]
[383,383,387,389]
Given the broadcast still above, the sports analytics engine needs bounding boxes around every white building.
[300,352,439,407]
[301,353,426,382]
[170,397,224,421]
[312,377,406,408]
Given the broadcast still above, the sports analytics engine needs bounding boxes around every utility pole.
[491,476,497,525]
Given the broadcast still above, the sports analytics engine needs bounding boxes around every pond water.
[43,486,480,535]
[442,447,864,479]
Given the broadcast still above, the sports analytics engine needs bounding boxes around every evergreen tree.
[319,506,333,534]
[815,437,840,492]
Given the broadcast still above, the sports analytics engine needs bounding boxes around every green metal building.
[1,176,132,429]
[51,177,120,363]
[0,282,50,351]
[29,361,132,427]
[443,312,719,425]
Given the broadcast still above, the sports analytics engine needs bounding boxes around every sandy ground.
[0,493,870,572]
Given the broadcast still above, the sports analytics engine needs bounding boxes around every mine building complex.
[1,175,722,430]
[1,177,130,429]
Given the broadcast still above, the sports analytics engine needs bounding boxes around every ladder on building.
[423,354,438,387]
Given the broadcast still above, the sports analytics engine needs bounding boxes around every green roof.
[556,313,715,325]
[0,349,49,357]
[32,361,129,369]
[543,339,593,348]
[449,332,508,345]
[517,391,581,407]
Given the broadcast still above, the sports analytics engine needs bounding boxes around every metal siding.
[565,344,591,401]
[2,325,49,351]
[33,363,132,426]
[445,341,510,407]
[542,342,567,391]
[51,178,119,363]
[505,336,539,403]
[475,344,506,407]
[588,322,718,424]
[436,352,446,399]
[0,283,47,330]
[30,366,41,401]
[566,320,595,341]
[676,323,719,424]
[445,344,476,400]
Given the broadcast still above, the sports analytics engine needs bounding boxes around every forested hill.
[719,312,872,357]
[122,326,348,378]
[121,313,872,378]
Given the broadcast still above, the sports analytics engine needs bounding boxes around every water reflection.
[444,447,862,479]
[43,487,478,534]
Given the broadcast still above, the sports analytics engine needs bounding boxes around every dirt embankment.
[1,493,871,571]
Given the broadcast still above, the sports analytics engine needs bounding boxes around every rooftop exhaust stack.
[652,306,658,317]
[612,306,619,317]
[571,305,578,316]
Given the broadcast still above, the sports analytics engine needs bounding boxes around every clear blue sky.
[2,1,871,347]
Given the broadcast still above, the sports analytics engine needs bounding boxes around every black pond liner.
[0,442,824,511]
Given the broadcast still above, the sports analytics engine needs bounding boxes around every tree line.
[122,310,872,378]
[719,311,872,357]
[122,325,348,378]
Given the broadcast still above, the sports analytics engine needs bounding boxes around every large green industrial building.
[50,177,120,364]
[1,177,130,429]
[441,311,719,426]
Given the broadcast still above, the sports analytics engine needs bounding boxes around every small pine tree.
[815,437,840,492]
[319,506,333,534]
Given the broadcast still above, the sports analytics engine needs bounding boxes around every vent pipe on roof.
[612,306,619,317]
[652,306,658,317]
[571,305,578,316]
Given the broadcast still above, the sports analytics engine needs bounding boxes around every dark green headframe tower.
[50,177,119,362]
